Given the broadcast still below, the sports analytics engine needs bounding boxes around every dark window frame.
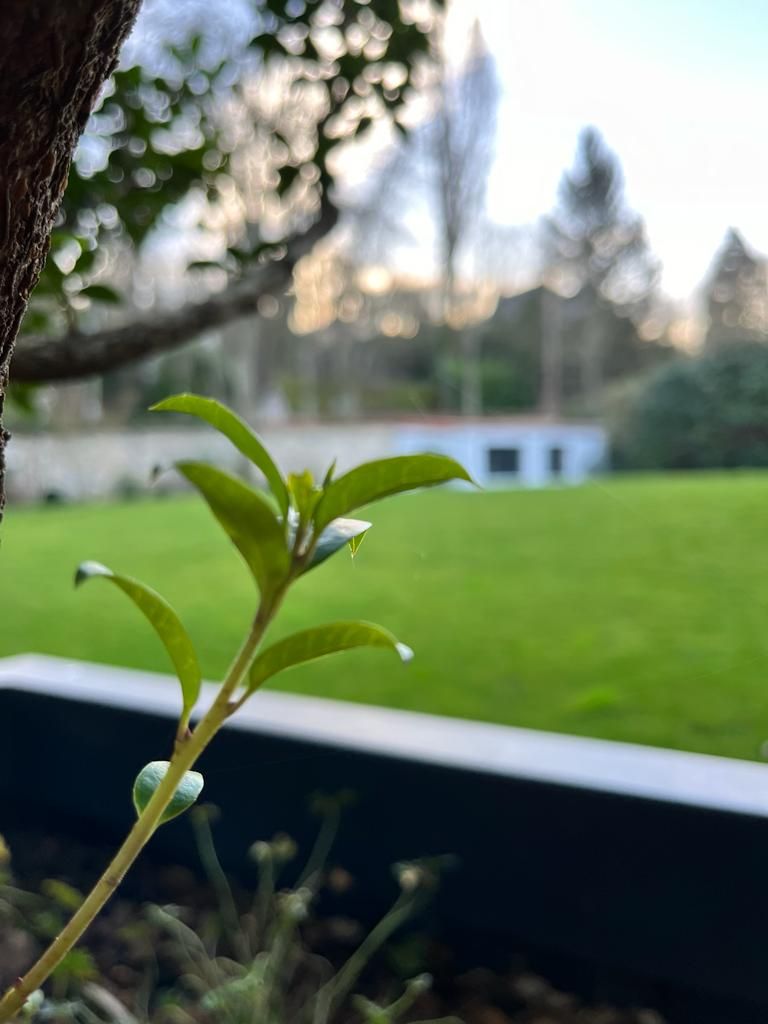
[549,446,564,476]
[488,447,521,475]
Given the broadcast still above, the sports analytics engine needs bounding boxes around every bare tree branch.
[10,199,338,384]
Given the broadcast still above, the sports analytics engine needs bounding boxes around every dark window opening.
[549,446,564,476]
[488,447,520,474]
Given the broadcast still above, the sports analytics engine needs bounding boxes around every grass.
[2,473,768,760]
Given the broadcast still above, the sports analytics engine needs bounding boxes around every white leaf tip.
[74,560,110,586]
[396,642,414,663]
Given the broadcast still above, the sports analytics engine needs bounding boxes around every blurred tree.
[344,20,500,414]
[614,341,768,469]
[704,228,768,347]
[490,285,670,416]
[0,0,440,512]
[541,127,658,413]
[11,2,439,386]
[428,21,498,415]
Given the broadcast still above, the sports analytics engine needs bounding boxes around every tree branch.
[10,200,337,384]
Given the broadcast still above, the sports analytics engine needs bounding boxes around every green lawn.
[2,474,768,760]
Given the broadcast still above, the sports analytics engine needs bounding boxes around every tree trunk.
[226,320,260,422]
[0,0,142,516]
[459,326,482,416]
[297,336,320,419]
[331,336,361,420]
[580,307,606,412]
[539,288,563,418]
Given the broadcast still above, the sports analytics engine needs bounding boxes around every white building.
[7,417,608,503]
[394,418,608,488]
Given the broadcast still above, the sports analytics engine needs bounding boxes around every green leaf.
[306,517,371,572]
[288,469,320,524]
[151,394,289,517]
[314,455,473,532]
[132,761,204,823]
[79,284,122,304]
[40,879,83,912]
[247,621,412,694]
[52,948,97,984]
[348,531,367,556]
[75,561,201,719]
[175,462,289,595]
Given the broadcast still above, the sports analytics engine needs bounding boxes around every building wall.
[6,420,607,503]
[5,424,398,503]
[395,422,608,487]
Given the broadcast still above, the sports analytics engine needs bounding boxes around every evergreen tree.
[542,127,658,410]
[705,228,768,346]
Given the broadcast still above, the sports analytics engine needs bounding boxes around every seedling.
[0,393,470,1020]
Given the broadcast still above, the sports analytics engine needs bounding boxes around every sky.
[449,0,768,301]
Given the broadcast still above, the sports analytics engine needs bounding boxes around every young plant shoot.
[0,393,471,1021]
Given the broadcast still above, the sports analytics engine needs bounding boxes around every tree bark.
[0,0,142,516]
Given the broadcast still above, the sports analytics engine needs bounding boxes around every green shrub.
[614,341,768,469]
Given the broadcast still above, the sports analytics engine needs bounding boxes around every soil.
[0,826,665,1024]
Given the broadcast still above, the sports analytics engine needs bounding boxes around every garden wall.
[6,417,607,502]
[2,654,768,1022]
[5,424,395,503]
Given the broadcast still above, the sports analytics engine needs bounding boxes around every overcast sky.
[449,0,768,301]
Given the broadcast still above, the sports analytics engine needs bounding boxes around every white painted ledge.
[2,653,768,819]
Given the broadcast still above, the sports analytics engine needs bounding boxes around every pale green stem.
[0,598,276,1023]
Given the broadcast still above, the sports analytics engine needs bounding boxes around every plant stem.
[0,605,273,1023]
